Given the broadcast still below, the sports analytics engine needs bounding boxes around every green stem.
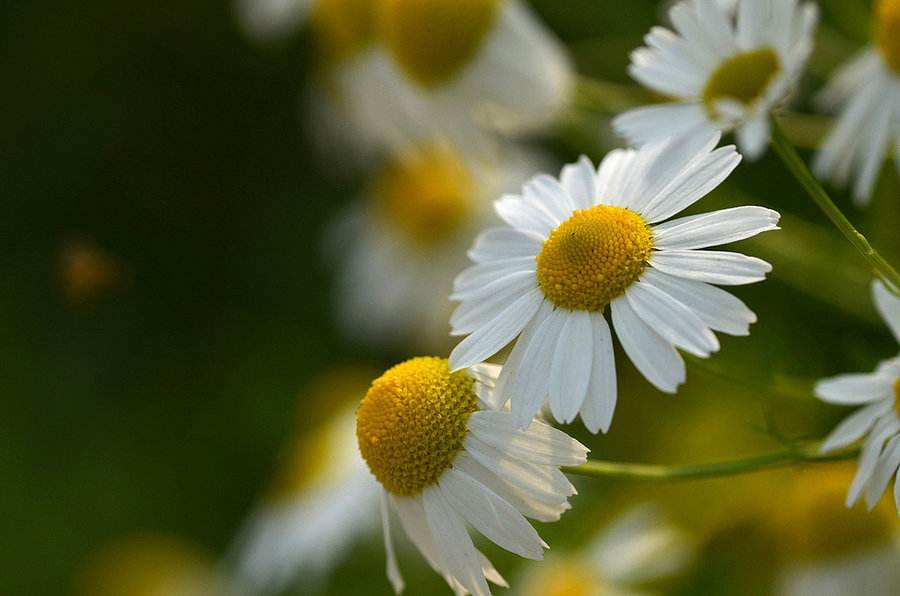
[769,118,900,296]
[563,443,857,481]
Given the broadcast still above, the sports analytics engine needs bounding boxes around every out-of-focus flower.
[59,238,127,306]
[614,0,818,160]
[813,0,900,205]
[515,506,696,596]
[816,281,900,515]
[233,0,312,43]
[330,141,547,352]
[450,133,778,432]
[228,366,379,595]
[772,465,900,596]
[77,534,232,596]
[356,357,588,595]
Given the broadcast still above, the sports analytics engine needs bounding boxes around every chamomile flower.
[614,0,818,160]
[813,0,900,205]
[331,142,545,351]
[228,368,379,595]
[515,507,696,596]
[356,357,588,595]
[449,132,779,432]
[816,281,900,516]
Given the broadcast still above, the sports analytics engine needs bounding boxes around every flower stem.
[769,118,900,296]
[563,443,857,481]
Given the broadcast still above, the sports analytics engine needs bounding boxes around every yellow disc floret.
[373,146,474,244]
[376,0,501,87]
[876,0,900,74]
[536,205,653,311]
[311,0,375,65]
[703,48,782,119]
[356,357,478,496]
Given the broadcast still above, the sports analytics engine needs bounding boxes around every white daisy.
[356,357,588,595]
[228,368,380,595]
[816,281,900,516]
[449,132,779,432]
[614,0,818,160]
[330,142,546,352]
[515,506,696,596]
[813,0,900,205]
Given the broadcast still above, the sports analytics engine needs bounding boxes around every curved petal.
[581,314,617,434]
[610,296,685,393]
[549,310,593,424]
[651,206,781,250]
[625,281,720,357]
[815,373,894,405]
[650,250,772,286]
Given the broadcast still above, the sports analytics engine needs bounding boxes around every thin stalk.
[563,443,857,481]
[769,118,900,296]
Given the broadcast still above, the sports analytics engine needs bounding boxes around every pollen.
[311,0,375,65]
[376,0,501,87]
[703,48,781,119]
[536,205,653,312]
[356,357,478,496]
[373,146,474,244]
[876,0,900,74]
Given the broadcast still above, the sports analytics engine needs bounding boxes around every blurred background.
[3,0,899,594]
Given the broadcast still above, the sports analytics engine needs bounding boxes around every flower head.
[816,282,900,516]
[614,0,818,160]
[450,132,778,432]
[356,357,588,595]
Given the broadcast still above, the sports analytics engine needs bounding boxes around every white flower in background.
[233,0,312,43]
[331,142,546,352]
[515,506,696,596]
[816,281,900,516]
[228,368,380,595]
[356,357,588,595]
[614,0,818,160]
[813,0,900,205]
[450,132,778,432]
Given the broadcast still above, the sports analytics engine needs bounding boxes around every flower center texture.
[373,146,474,244]
[536,205,653,312]
[876,0,900,74]
[376,0,501,87]
[703,48,782,118]
[311,0,375,64]
[356,357,478,496]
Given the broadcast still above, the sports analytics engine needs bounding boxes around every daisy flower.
[813,0,900,205]
[515,507,696,596]
[449,132,779,432]
[816,281,900,515]
[356,357,588,595]
[228,368,379,595]
[331,142,546,352]
[614,0,818,160]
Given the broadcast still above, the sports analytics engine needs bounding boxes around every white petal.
[820,400,892,453]
[495,194,556,237]
[439,468,544,560]
[509,307,568,428]
[493,301,552,408]
[815,374,894,405]
[625,281,719,357]
[864,435,900,510]
[610,296,685,393]
[581,314,617,434]
[652,206,781,250]
[451,273,539,335]
[464,439,576,505]
[381,491,405,594]
[392,495,444,573]
[467,411,589,466]
[595,149,638,206]
[449,288,543,371]
[468,227,543,263]
[639,268,756,336]
[650,249,772,285]
[560,155,598,209]
[872,281,900,343]
[735,116,770,161]
[737,0,771,50]
[847,418,900,506]
[525,174,575,222]
[452,260,536,298]
[549,310,593,424]
[613,103,710,147]
[423,487,492,596]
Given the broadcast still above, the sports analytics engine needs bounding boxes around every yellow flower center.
[703,48,782,119]
[373,146,474,245]
[376,0,501,87]
[311,0,375,64]
[877,0,900,74]
[356,357,478,496]
[536,205,653,312]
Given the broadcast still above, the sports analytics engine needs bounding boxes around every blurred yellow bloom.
[59,238,126,307]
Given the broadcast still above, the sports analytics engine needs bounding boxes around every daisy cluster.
[216,1,900,595]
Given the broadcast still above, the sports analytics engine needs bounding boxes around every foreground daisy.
[450,133,779,432]
[356,357,588,595]
[331,142,544,351]
[229,368,379,595]
[515,506,696,596]
[813,0,900,204]
[816,281,900,515]
[614,0,818,159]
